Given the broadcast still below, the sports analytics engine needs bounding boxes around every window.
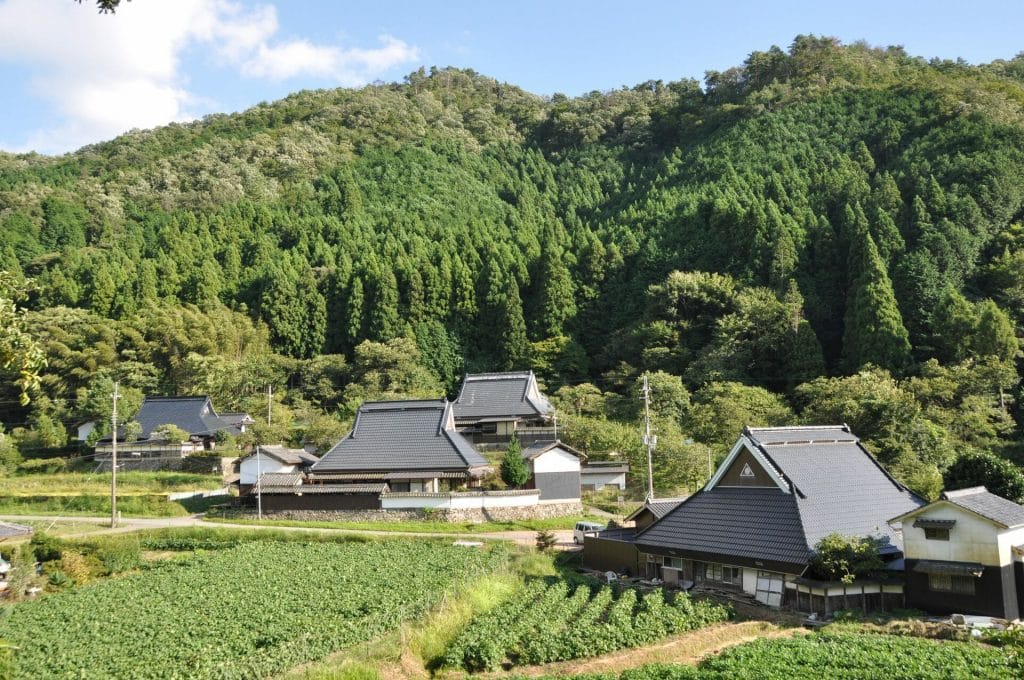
[928,573,975,595]
[704,563,742,585]
[924,527,950,541]
[390,482,410,492]
[663,556,684,570]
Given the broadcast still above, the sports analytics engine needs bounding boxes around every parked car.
[573,521,605,544]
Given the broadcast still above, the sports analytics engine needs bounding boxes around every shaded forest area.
[4,36,1024,499]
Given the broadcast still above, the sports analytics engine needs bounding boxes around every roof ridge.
[942,486,988,499]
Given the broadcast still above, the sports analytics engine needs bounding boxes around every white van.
[573,521,605,544]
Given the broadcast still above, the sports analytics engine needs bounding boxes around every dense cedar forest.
[4,36,1024,499]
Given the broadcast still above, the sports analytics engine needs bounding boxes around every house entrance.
[755,571,784,607]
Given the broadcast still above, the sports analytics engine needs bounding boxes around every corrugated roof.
[636,487,811,569]
[253,445,319,466]
[312,399,488,473]
[941,487,1024,528]
[453,371,554,420]
[257,472,302,486]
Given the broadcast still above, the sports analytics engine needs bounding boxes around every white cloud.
[0,0,420,154]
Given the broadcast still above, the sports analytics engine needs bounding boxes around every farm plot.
[0,538,507,679]
[522,632,1020,679]
[443,581,731,672]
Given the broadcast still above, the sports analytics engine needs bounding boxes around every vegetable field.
[443,580,731,672]
[521,632,1020,679]
[0,538,507,679]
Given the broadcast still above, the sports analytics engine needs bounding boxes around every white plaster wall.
[997,526,1024,565]
[533,448,580,474]
[902,504,1002,565]
[77,421,96,442]
[741,568,757,595]
[240,455,294,485]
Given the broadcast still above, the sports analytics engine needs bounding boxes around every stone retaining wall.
[256,500,583,524]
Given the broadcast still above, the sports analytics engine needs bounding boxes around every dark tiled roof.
[453,371,554,421]
[123,396,249,441]
[637,426,924,570]
[942,487,1024,528]
[521,440,586,462]
[312,400,488,473]
[625,498,685,523]
[636,487,811,570]
[260,483,386,495]
[750,428,923,550]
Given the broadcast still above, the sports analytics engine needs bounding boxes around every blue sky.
[1,0,1022,154]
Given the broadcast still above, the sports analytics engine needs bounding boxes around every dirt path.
[0,513,575,547]
[492,621,802,678]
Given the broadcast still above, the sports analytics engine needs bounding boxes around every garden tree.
[843,227,912,372]
[150,423,189,444]
[535,529,557,552]
[341,338,443,411]
[808,533,884,584]
[552,382,607,417]
[684,382,795,453]
[500,434,529,488]
[944,452,1024,504]
[0,272,45,405]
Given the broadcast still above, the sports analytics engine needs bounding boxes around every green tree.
[500,434,530,488]
[808,533,884,584]
[843,229,911,371]
[944,452,1024,504]
[0,272,46,405]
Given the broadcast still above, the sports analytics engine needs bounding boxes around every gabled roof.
[638,488,811,571]
[521,440,587,462]
[452,371,554,421]
[312,399,489,473]
[116,396,249,441]
[257,472,303,487]
[248,445,319,466]
[625,498,685,523]
[891,486,1024,529]
[636,425,924,570]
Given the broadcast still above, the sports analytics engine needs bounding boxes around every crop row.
[0,538,508,679]
[516,632,1021,679]
[443,581,731,672]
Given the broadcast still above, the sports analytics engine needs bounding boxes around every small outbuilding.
[580,461,629,492]
[890,486,1024,620]
[239,445,319,490]
[521,440,586,502]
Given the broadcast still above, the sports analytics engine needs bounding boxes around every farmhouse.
[94,396,252,468]
[587,425,924,608]
[239,445,319,490]
[452,371,555,444]
[626,498,686,531]
[890,486,1024,620]
[310,399,491,492]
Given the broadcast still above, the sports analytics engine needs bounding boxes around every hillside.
[3,36,1024,498]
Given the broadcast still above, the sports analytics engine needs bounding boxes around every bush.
[92,537,142,574]
[30,532,63,563]
[16,457,68,474]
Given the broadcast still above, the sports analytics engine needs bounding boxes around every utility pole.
[258,384,272,521]
[641,373,656,502]
[110,382,120,528]
[552,412,558,440]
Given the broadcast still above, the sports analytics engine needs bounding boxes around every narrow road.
[0,513,577,548]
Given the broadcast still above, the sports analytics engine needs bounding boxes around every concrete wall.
[581,472,627,491]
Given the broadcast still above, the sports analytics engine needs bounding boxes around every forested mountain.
[4,36,1024,499]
